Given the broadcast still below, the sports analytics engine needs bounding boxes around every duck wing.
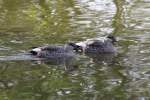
[30,45,64,55]
[41,45,64,53]
[88,40,105,47]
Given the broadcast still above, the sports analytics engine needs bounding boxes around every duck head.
[107,35,117,43]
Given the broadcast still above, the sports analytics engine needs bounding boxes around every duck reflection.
[33,52,116,70]
[31,50,116,70]
[85,53,116,65]
[32,54,79,71]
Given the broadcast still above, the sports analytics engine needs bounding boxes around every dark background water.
[0,0,150,99]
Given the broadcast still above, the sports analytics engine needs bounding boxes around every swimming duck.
[30,35,117,58]
[29,44,78,58]
[70,35,117,53]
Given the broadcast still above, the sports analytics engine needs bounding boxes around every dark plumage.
[30,35,117,58]
[74,35,117,53]
[30,44,75,58]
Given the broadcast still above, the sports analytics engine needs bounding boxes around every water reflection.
[33,56,79,72]
[0,53,79,72]
[112,0,125,35]
[85,53,116,65]
[0,0,150,99]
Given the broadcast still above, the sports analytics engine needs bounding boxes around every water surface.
[0,0,150,99]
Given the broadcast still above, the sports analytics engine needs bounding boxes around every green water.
[0,0,150,99]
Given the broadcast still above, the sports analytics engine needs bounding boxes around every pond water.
[0,0,150,99]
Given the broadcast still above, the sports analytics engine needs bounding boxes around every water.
[0,0,150,99]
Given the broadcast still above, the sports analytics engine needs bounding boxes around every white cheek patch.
[76,42,86,48]
[97,37,107,43]
[32,48,42,52]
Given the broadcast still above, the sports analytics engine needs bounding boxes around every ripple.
[0,46,11,51]
[78,0,116,12]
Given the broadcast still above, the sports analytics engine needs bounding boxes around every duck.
[30,35,117,58]
[29,44,78,58]
[70,35,117,54]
